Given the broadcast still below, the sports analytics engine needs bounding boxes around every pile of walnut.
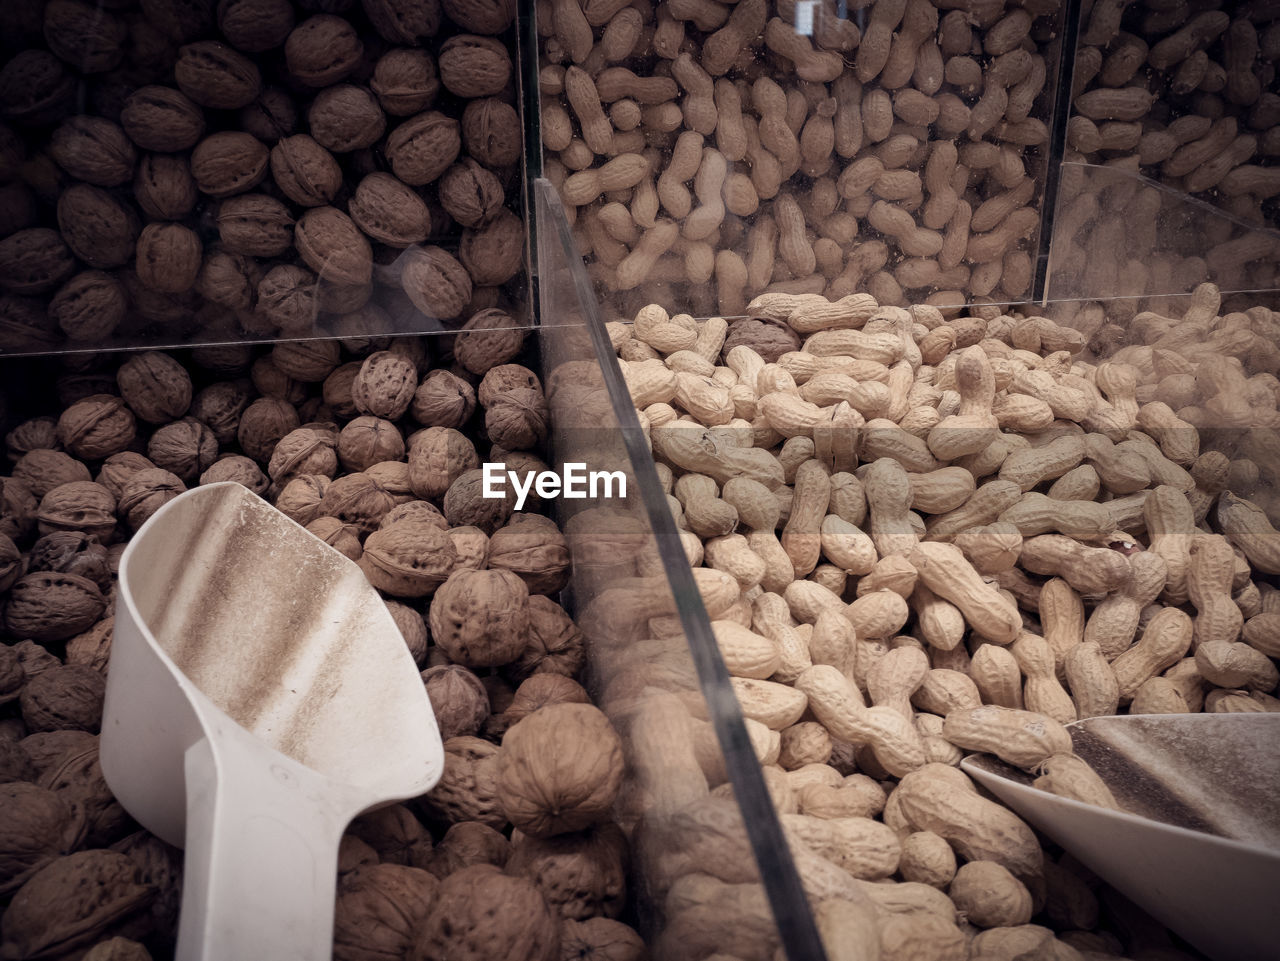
[0,0,524,350]
[608,281,1280,960]
[540,0,1055,320]
[0,330,639,961]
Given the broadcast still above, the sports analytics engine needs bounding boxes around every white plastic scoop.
[101,482,443,961]
[962,714,1280,961]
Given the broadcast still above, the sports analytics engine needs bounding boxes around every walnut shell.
[117,468,186,529]
[49,116,136,187]
[364,0,442,43]
[133,153,198,221]
[267,428,338,482]
[56,395,136,461]
[269,134,340,207]
[497,703,623,839]
[0,51,76,126]
[337,416,405,472]
[57,185,139,270]
[487,523,569,596]
[147,419,217,482]
[44,0,127,74]
[237,396,300,463]
[218,0,295,53]
[412,865,557,961]
[285,15,363,87]
[37,481,117,541]
[0,229,75,295]
[461,97,520,168]
[305,515,362,561]
[272,340,340,382]
[201,455,268,495]
[108,828,181,937]
[239,87,298,142]
[191,130,269,197]
[20,663,107,733]
[38,738,130,847]
[400,245,471,322]
[506,824,629,921]
[419,735,506,827]
[384,598,427,663]
[454,308,526,375]
[323,362,363,419]
[0,534,22,594]
[437,35,511,99]
[215,194,295,257]
[439,159,504,229]
[94,452,156,500]
[295,207,373,287]
[442,466,512,533]
[319,472,396,534]
[256,263,319,334]
[275,474,330,526]
[135,223,203,294]
[416,820,508,879]
[349,350,417,420]
[358,518,455,597]
[348,172,431,248]
[0,782,87,896]
[371,49,439,116]
[14,449,91,499]
[175,41,262,110]
[490,674,589,737]
[308,84,386,153]
[64,616,114,674]
[407,426,478,500]
[120,86,205,151]
[190,383,250,447]
[334,863,438,961]
[385,111,459,186]
[421,663,489,739]
[117,352,192,424]
[0,850,155,960]
[7,417,60,461]
[82,937,153,961]
[28,532,112,593]
[429,568,528,667]
[485,390,548,452]
[441,0,515,34]
[347,804,428,866]
[460,208,524,287]
[411,369,476,429]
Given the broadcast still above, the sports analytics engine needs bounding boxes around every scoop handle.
[177,730,359,961]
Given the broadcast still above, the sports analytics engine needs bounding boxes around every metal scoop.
[962,714,1280,961]
[101,482,443,961]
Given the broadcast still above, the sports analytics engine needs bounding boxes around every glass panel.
[534,0,1070,319]
[535,177,833,961]
[0,7,534,356]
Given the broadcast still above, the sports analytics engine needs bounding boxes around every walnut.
[323,362,363,420]
[38,738,129,846]
[0,737,34,781]
[191,130,269,197]
[48,270,126,341]
[217,0,295,53]
[338,416,405,472]
[347,804,429,865]
[147,418,218,482]
[498,703,623,839]
[36,481,116,542]
[407,426,478,500]
[238,87,298,142]
[460,208,524,287]
[120,86,205,152]
[0,229,74,295]
[308,85,386,153]
[319,472,397,534]
[94,452,156,500]
[175,41,262,110]
[27,532,111,593]
[56,185,139,270]
[444,526,487,573]
[65,617,114,674]
[439,159,504,229]
[20,730,97,775]
[454,308,526,375]
[558,918,645,961]
[411,370,476,429]
[419,735,505,827]
[429,568,528,667]
[118,468,185,530]
[338,836,379,877]
[44,0,127,74]
[20,663,107,733]
[251,355,308,404]
[295,207,373,288]
[215,194,295,257]
[135,223,203,294]
[305,515,362,561]
[487,522,569,596]
[418,821,508,880]
[485,391,548,452]
[0,51,76,127]
[285,15,363,87]
[382,598,427,663]
[108,828,181,936]
[265,427,337,483]
[269,134,340,207]
[191,382,252,445]
[422,664,489,739]
[346,351,416,420]
[358,518,455,597]
[385,111,460,187]
[56,395,136,461]
[119,271,198,326]
[723,318,802,363]
[371,49,439,116]
[0,647,24,706]
[490,675,589,738]
[441,0,515,34]
[236,397,299,464]
[7,418,59,461]
[438,36,511,99]
[197,248,262,309]
[348,172,431,248]
[443,467,512,533]
[82,938,153,961]
[334,863,438,961]
[201,454,268,495]
[477,364,539,407]
[117,350,193,424]
[256,263,319,334]
[49,116,136,187]
[507,824,628,922]
[380,500,447,533]
[461,97,521,168]
[275,474,330,526]
[412,865,558,961]
[0,850,156,959]
[0,534,20,594]
[0,782,86,896]
[270,342,339,385]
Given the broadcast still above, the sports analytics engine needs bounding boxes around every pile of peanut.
[1056,0,1280,306]
[606,282,1280,960]
[538,0,1057,320]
